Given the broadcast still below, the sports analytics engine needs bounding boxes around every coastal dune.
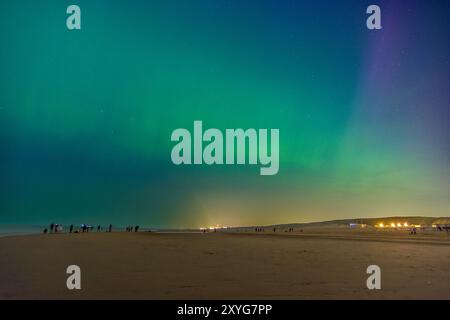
[0,231,449,299]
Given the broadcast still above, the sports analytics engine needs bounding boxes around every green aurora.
[0,0,449,228]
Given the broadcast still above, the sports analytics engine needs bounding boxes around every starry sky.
[0,0,449,228]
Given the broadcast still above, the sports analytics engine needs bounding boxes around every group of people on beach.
[44,223,115,234]
[126,225,140,232]
[43,223,64,234]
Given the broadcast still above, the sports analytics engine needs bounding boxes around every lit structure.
[375,222,411,229]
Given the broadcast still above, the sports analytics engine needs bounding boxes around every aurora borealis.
[0,0,449,228]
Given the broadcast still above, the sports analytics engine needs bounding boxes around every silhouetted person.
[135,225,139,232]
[97,225,101,232]
[69,225,74,233]
[108,224,112,233]
[50,223,54,233]
[273,228,276,232]
[43,228,48,234]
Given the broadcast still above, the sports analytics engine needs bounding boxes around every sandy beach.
[0,230,449,299]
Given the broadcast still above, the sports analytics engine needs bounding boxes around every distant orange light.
[379,223,384,228]
[391,223,396,228]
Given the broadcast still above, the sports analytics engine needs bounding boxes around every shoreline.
[2,227,450,244]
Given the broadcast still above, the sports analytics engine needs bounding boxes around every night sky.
[0,0,449,228]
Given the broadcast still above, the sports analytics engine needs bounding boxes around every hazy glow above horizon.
[0,0,449,228]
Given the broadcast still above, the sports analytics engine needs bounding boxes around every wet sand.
[0,230,449,299]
